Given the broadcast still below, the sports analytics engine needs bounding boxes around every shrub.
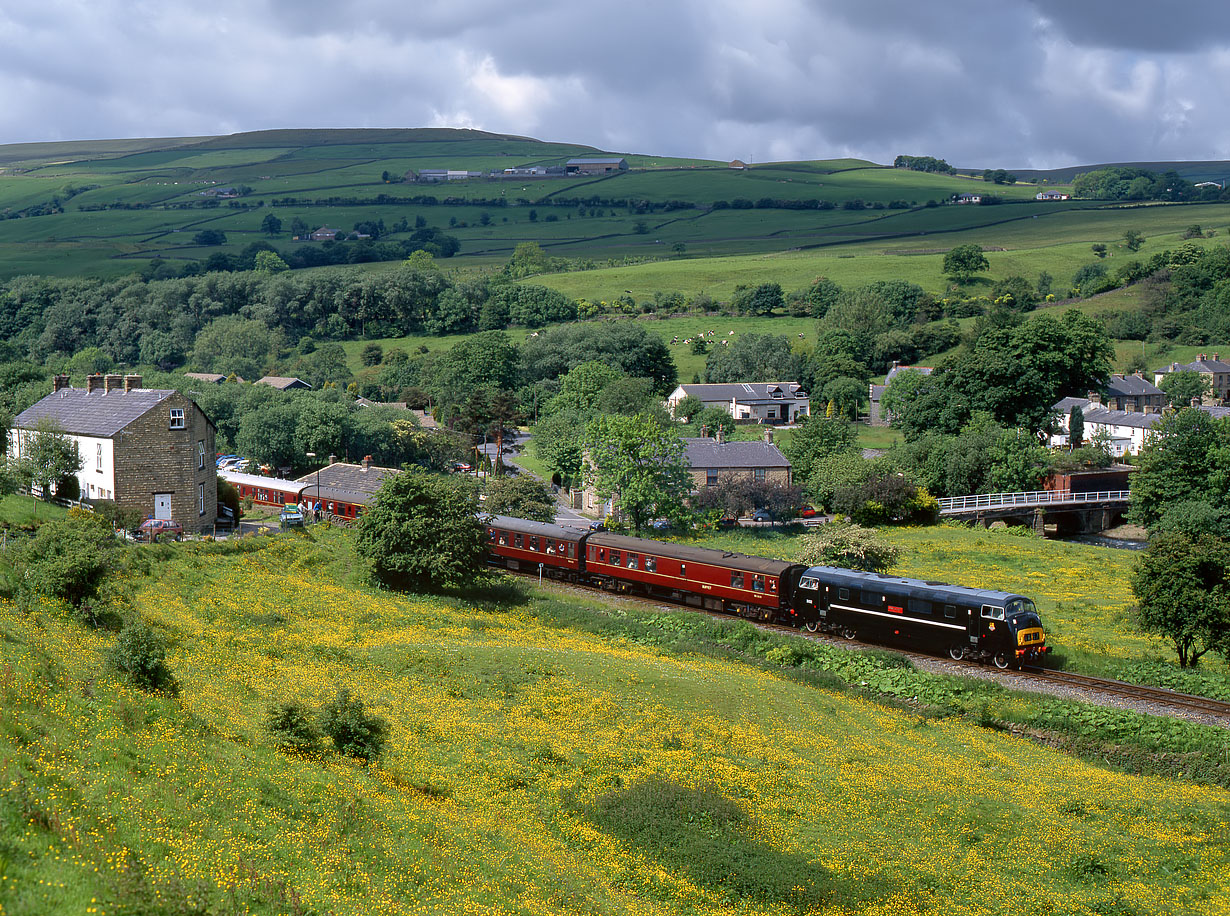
[265,700,322,754]
[797,521,900,573]
[110,621,178,694]
[15,511,118,611]
[321,689,388,761]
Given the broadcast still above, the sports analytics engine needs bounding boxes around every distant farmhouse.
[1036,190,1070,200]
[565,158,628,175]
[255,376,312,391]
[9,374,217,532]
[955,193,982,204]
[402,157,629,183]
[666,382,810,424]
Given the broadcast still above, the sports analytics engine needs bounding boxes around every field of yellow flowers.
[2,530,1228,916]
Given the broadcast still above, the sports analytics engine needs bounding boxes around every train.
[483,514,1051,669]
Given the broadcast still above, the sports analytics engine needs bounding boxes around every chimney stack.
[716,427,726,444]
[123,374,142,392]
[52,374,70,392]
[700,424,709,439]
[361,455,372,471]
[1087,390,1102,408]
[764,427,774,444]
[104,374,123,393]
[86,373,104,394]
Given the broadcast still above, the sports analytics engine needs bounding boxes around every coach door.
[154,493,173,520]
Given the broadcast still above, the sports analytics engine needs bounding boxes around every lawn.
[1,530,1227,915]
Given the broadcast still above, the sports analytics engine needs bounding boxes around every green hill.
[2,530,1228,915]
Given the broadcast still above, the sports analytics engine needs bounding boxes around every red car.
[797,506,820,518]
[134,518,184,542]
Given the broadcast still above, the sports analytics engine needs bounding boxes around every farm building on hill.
[9,374,217,531]
[565,158,628,175]
[1036,190,1070,200]
[255,376,312,391]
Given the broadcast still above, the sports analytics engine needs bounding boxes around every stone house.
[1153,353,1230,402]
[255,376,313,391]
[9,374,217,532]
[868,364,933,426]
[683,430,792,488]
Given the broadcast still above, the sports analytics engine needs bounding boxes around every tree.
[12,419,83,502]
[672,394,705,422]
[549,361,625,414]
[584,414,691,529]
[1129,408,1230,528]
[360,342,384,367]
[1068,404,1084,449]
[483,476,556,522]
[781,416,857,482]
[532,409,587,487]
[356,467,486,591]
[705,334,802,384]
[261,213,283,237]
[1091,243,1107,259]
[732,282,784,316]
[942,244,990,283]
[1123,229,1144,252]
[253,250,289,273]
[798,522,900,574]
[820,377,866,420]
[1132,531,1230,667]
[192,229,227,246]
[14,511,117,609]
[1158,370,1211,407]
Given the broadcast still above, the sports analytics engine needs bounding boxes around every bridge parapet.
[939,489,1131,515]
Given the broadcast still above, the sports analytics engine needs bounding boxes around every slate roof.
[682,438,791,470]
[1082,408,1164,430]
[1053,396,1092,413]
[294,461,400,497]
[14,388,175,438]
[884,365,933,384]
[677,382,808,402]
[1157,356,1230,374]
[1106,374,1163,397]
[184,372,228,384]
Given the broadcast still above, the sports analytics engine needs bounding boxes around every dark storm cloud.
[3,0,1230,168]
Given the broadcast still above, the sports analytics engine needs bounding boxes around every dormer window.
[169,408,185,429]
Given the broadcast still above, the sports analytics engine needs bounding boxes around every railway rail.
[508,568,1230,725]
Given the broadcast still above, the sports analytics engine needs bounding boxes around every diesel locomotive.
[483,515,1051,668]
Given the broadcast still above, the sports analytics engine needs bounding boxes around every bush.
[15,511,118,611]
[321,689,388,761]
[110,621,178,693]
[798,521,900,573]
[265,699,322,754]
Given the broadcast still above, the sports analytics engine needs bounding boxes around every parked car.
[279,504,305,528]
[797,505,820,519]
[134,518,183,542]
[450,462,472,473]
[751,509,773,523]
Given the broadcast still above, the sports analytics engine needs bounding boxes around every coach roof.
[588,531,797,575]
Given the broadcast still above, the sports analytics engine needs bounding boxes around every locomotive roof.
[802,565,1025,604]
[483,515,585,540]
[588,531,798,575]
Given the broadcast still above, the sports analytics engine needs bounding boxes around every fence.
[938,489,1132,514]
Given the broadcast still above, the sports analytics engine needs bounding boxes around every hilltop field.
[1,522,1229,916]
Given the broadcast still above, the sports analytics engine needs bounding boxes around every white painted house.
[666,382,810,424]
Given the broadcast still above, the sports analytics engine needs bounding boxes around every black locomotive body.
[793,565,1050,668]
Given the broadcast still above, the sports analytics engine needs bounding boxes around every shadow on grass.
[580,776,892,913]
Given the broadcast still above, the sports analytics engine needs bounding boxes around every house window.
[706,469,718,487]
[198,440,205,469]
[96,443,103,471]
[169,408,185,429]
[198,482,205,516]
[754,468,766,481]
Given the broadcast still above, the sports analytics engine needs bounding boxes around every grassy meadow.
[2,530,1228,916]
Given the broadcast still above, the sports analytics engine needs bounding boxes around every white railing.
[938,489,1131,514]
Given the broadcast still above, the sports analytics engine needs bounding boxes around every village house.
[295,456,401,518]
[9,374,217,532]
[255,376,313,391]
[868,364,933,426]
[1153,353,1230,402]
[1035,190,1070,200]
[683,430,793,489]
[184,372,243,384]
[955,192,982,204]
[309,226,337,241]
[666,382,810,424]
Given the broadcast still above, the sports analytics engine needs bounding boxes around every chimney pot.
[716,427,726,444]
[764,427,774,444]
[361,455,372,470]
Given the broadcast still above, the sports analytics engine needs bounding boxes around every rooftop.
[295,461,400,497]
[682,437,791,469]
[15,387,177,438]
[677,382,807,402]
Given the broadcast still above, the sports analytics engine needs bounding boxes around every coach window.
[567,542,575,558]
[752,575,764,592]
[627,553,638,570]
[768,578,777,593]
[598,548,606,562]
[499,531,508,545]
[487,529,496,542]
[610,550,621,565]
[944,604,956,618]
[530,536,539,552]
[514,533,523,548]
[558,541,566,555]
[645,556,657,573]
[838,588,850,601]
[730,572,744,589]
[679,563,686,577]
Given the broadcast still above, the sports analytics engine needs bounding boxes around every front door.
[154,493,173,520]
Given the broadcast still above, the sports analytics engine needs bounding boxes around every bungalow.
[665,382,809,424]
[255,376,312,391]
[955,193,982,204]
[1036,190,1070,200]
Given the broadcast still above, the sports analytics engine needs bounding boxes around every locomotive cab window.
[982,605,1005,621]
[799,577,818,590]
[730,572,744,589]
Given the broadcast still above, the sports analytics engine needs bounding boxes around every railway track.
[513,569,1230,723]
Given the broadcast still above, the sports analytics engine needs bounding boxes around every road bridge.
[938,489,1131,535]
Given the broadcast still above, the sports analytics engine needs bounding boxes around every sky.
[4,0,1230,168]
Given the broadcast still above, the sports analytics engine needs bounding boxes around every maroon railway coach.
[584,531,807,624]
[484,515,586,579]
[220,470,308,509]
